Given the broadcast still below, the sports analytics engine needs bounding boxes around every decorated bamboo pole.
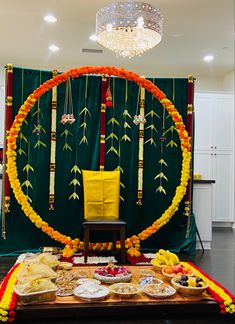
[99,75,107,170]
[1,64,13,239]
[136,84,146,205]
[49,70,58,210]
[185,75,195,238]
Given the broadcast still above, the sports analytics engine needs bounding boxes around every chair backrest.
[82,170,120,220]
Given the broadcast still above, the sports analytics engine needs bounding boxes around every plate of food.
[143,283,176,298]
[93,263,132,284]
[77,278,101,285]
[73,284,109,301]
[109,283,141,298]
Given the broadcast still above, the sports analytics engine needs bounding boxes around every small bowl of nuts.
[109,283,141,298]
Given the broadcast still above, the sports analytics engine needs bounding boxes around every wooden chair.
[83,219,126,264]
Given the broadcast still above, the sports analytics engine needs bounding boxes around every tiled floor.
[0,227,234,323]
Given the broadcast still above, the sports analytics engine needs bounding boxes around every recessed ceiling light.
[203,55,214,62]
[49,44,59,52]
[89,34,98,41]
[44,15,57,23]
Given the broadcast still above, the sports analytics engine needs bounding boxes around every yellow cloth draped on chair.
[82,170,120,220]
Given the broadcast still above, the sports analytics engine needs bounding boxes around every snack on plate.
[72,270,88,279]
[16,263,57,284]
[77,278,100,285]
[73,284,109,301]
[15,278,57,294]
[109,283,141,298]
[143,283,176,298]
[55,270,79,296]
[140,269,155,277]
[139,276,163,288]
[25,253,60,269]
[58,262,73,270]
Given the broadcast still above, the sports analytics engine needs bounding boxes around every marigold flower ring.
[6,66,191,258]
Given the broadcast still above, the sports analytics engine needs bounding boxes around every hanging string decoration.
[99,75,108,170]
[48,70,58,210]
[21,144,34,204]
[165,79,178,148]
[33,71,47,148]
[106,78,120,157]
[121,80,132,142]
[60,77,75,125]
[79,76,91,145]
[144,84,160,147]
[134,85,146,206]
[6,66,191,258]
[155,81,168,195]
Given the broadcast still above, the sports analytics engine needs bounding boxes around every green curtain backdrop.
[0,67,195,255]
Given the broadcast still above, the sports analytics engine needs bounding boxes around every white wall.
[222,70,235,92]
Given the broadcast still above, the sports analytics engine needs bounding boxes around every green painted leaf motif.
[124,122,131,129]
[71,165,81,174]
[23,119,28,125]
[79,107,91,116]
[123,109,132,118]
[154,172,168,181]
[145,124,157,132]
[166,140,178,148]
[107,118,119,126]
[79,122,87,129]
[63,143,72,151]
[60,129,73,137]
[69,192,79,200]
[79,136,88,145]
[106,146,119,156]
[156,186,166,194]
[19,133,28,143]
[158,159,168,166]
[121,134,131,142]
[145,110,160,119]
[34,140,47,148]
[21,180,33,189]
[106,133,118,141]
[18,148,27,156]
[120,182,125,188]
[25,195,32,203]
[120,196,124,202]
[115,166,124,173]
[23,164,34,173]
[144,138,156,147]
[32,109,41,117]
[164,125,177,135]
[69,178,81,186]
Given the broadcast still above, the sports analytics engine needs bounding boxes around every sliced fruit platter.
[93,263,132,284]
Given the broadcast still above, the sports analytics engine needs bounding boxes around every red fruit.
[173,264,183,273]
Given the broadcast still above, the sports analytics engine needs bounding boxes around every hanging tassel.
[105,75,113,107]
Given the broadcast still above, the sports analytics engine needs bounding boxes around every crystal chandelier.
[96,1,163,58]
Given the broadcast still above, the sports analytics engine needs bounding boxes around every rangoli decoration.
[6,66,191,258]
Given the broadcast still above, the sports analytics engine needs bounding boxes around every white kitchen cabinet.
[193,181,214,249]
[194,93,234,223]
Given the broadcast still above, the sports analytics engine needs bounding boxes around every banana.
[169,252,179,265]
[155,249,179,266]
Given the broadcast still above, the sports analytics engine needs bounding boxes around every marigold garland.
[6,66,191,258]
[182,262,235,314]
[0,263,23,322]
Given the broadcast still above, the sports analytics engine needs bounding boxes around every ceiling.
[0,0,234,83]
